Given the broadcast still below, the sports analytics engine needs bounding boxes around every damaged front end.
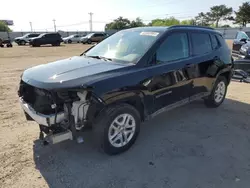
[18,80,104,144]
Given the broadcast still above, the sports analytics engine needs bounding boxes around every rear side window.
[191,33,212,55]
[95,34,103,37]
[216,34,228,48]
[210,34,220,49]
[156,32,189,63]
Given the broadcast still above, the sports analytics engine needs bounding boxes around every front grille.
[18,80,63,115]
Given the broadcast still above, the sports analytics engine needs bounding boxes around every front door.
[91,34,99,42]
[145,32,193,113]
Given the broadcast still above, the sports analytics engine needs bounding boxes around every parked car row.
[231,30,250,83]
[14,32,109,47]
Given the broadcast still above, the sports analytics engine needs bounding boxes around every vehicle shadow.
[29,45,66,48]
[33,98,250,188]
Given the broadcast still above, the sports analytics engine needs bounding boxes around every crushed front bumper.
[19,97,65,126]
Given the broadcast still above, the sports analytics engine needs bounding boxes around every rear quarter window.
[216,34,228,48]
[210,34,220,49]
[191,32,212,55]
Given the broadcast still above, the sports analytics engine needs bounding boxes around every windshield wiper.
[86,55,113,61]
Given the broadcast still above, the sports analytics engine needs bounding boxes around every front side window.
[30,34,39,38]
[191,33,212,55]
[85,30,162,64]
[156,33,189,63]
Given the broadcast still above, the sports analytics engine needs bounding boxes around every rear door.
[188,31,222,100]
[145,32,193,113]
[74,35,80,42]
[91,34,99,42]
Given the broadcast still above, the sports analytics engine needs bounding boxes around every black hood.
[22,56,133,90]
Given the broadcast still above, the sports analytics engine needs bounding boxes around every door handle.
[214,56,219,61]
[185,63,193,68]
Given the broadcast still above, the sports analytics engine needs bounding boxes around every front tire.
[204,76,228,108]
[20,40,26,45]
[93,104,141,155]
[87,39,92,44]
[68,39,72,44]
[6,43,12,48]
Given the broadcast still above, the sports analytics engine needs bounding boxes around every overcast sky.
[0,0,245,32]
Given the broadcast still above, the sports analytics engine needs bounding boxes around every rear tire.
[204,76,228,108]
[52,42,60,46]
[93,104,141,155]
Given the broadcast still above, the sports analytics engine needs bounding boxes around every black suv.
[29,33,63,47]
[18,26,233,155]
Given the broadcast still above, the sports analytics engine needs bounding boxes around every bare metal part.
[71,91,90,130]
[19,97,64,126]
[45,130,73,144]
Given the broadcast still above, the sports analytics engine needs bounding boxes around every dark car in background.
[80,32,108,44]
[232,31,250,58]
[232,31,250,74]
[29,33,63,47]
[18,26,233,155]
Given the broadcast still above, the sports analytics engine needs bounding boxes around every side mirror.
[240,38,247,43]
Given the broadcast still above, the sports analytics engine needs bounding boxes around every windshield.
[85,30,161,64]
[38,33,46,37]
[23,34,30,38]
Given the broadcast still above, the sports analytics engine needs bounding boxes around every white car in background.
[62,34,82,43]
[14,33,40,45]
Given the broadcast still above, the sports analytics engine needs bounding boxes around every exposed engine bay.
[18,80,103,144]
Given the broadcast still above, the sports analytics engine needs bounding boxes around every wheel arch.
[216,69,233,85]
[87,92,146,124]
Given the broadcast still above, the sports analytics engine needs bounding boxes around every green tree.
[150,17,180,26]
[130,17,145,28]
[105,17,131,30]
[0,21,11,32]
[234,2,250,27]
[180,19,194,25]
[206,5,233,27]
[195,12,210,26]
[164,17,180,26]
[220,24,231,28]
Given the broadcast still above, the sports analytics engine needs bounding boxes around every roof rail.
[169,25,214,30]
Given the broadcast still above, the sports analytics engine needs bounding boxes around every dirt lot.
[1,42,250,188]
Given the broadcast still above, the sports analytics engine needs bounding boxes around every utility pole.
[53,19,56,32]
[88,12,93,31]
[29,22,33,32]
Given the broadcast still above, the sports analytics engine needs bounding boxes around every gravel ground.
[1,43,250,188]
